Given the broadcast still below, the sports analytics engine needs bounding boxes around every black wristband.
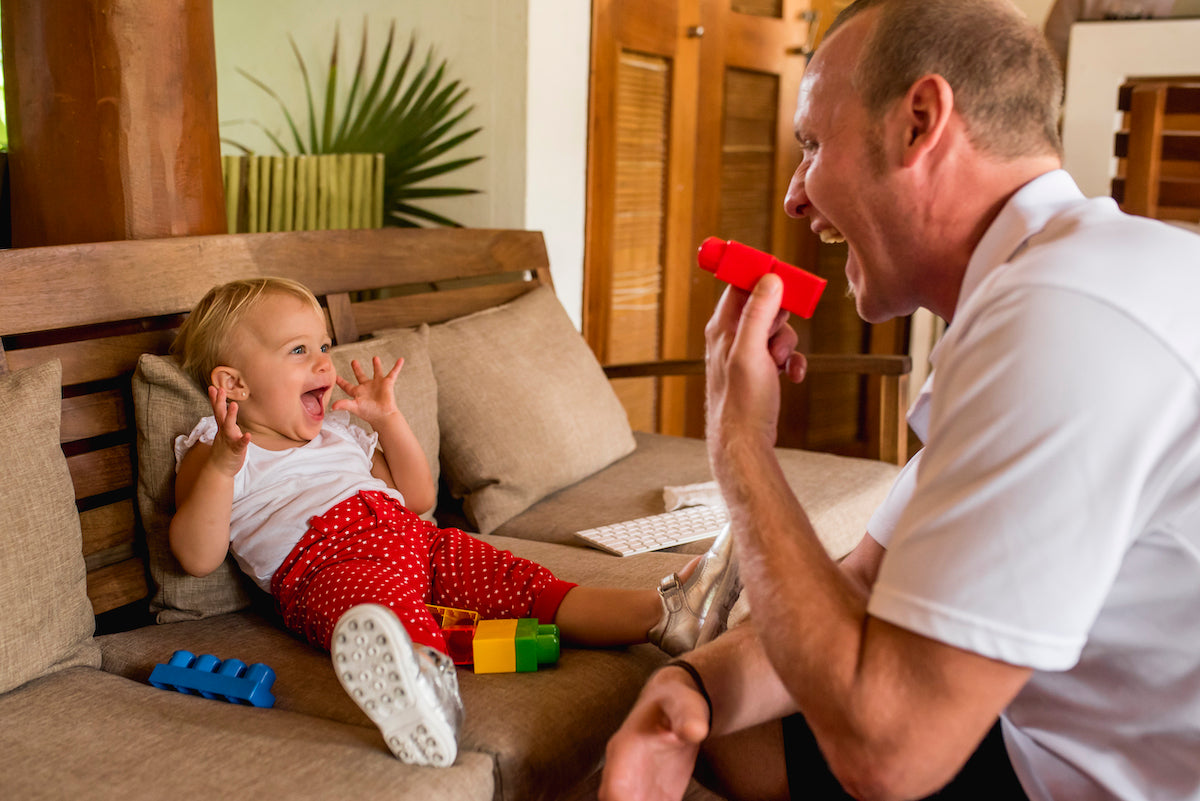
[666,658,713,727]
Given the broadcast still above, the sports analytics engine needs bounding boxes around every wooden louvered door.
[586,0,824,441]
[585,0,704,436]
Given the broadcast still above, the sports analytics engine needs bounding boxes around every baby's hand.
[332,356,404,427]
[207,385,251,476]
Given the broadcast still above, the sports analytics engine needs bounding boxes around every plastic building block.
[149,650,276,708]
[427,603,481,666]
[472,618,560,674]
[697,237,827,318]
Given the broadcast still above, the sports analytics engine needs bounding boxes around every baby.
[169,277,735,766]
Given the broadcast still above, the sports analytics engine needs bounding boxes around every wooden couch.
[0,228,902,799]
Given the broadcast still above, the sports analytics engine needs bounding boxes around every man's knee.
[695,720,790,801]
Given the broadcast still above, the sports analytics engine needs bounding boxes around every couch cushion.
[99,537,690,801]
[490,431,901,560]
[428,285,636,535]
[0,667,495,800]
[132,328,439,623]
[0,360,101,694]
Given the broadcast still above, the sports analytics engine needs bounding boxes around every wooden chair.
[1111,78,1200,223]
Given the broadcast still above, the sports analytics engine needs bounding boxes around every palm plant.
[233,19,482,227]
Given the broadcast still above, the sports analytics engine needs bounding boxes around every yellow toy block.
[472,618,560,674]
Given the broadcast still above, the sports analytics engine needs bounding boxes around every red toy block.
[697,237,827,318]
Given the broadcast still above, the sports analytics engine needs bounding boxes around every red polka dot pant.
[270,490,577,655]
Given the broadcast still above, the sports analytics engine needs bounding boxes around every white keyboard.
[575,505,729,557]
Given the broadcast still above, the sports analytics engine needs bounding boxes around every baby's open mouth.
[818,227,845,244]
[301,388,327,417]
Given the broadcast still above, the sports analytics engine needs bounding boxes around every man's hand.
[600,666,711,801]
[704,274,807,453]
[332,356,404,427]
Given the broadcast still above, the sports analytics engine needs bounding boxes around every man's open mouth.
[818,227,845,244]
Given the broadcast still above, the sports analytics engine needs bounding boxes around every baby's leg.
[553,587,663,646]
[424,524,577,623]
[271,492,449,654]
[426,525,672,646]
[553,553,707,646]
[281,557,448,653]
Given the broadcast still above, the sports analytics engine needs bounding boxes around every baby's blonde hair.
[172,277,324,388]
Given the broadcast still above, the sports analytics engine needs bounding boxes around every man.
[600,1,1200,799]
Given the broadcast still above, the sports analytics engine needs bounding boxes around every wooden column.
[0,0,226,247]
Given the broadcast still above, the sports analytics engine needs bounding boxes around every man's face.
[783,14,918,324]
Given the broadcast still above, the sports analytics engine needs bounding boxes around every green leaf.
[288,35,320,153]
[390,202,465,228]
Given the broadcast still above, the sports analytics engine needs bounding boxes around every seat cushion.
[0,360,100,694]
[99,537,690,801]
[0,667,495,800]
[489,431,901,559]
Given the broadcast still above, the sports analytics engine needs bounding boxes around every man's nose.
[784,164,809,219]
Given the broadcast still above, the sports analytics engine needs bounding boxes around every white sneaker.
[332,604,464,767]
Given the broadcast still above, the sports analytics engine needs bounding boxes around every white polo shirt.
[865,171,1200,801]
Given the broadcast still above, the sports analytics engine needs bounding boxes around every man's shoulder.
[997,204,1200,312]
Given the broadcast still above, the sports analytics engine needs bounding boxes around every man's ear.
[210,365,247,398]
[899,74,954,168]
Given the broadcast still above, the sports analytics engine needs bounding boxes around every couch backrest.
[0,228,551,618]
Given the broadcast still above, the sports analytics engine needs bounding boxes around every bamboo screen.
[608,50,671,431]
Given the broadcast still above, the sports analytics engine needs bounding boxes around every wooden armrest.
[601,353,912,380]
[603,353,912,466]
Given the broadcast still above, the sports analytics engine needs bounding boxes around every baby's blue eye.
[291,345,305,355]
[320,344,330,353]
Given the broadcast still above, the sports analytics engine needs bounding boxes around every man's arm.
[600,534,884,801]
[707,277,1031,800]
[839,533,886,599]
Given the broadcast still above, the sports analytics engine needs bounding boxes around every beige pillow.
[428,285,636,534]
[0,360,101,693]
[132,328,438,622]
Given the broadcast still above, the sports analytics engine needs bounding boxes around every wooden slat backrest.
[0,228,550,616]
[1112,79,1200,223]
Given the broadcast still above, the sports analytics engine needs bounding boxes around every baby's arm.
[334,357,436,515]
[169,387,250,576]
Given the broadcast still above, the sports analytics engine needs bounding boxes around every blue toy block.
[149,649,276,708]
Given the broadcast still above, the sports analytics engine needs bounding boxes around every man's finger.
[731,273,785,355]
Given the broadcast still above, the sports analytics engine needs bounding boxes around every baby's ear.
[210,365,247,397]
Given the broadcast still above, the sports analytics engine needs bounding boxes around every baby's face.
[224,292,335,448]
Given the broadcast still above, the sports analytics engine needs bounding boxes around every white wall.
[524,1,591,329]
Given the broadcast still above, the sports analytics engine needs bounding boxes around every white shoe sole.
[332,604,458,767]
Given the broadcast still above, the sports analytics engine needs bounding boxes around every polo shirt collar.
[918,169,1085,421]
[954,169,1086,320]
